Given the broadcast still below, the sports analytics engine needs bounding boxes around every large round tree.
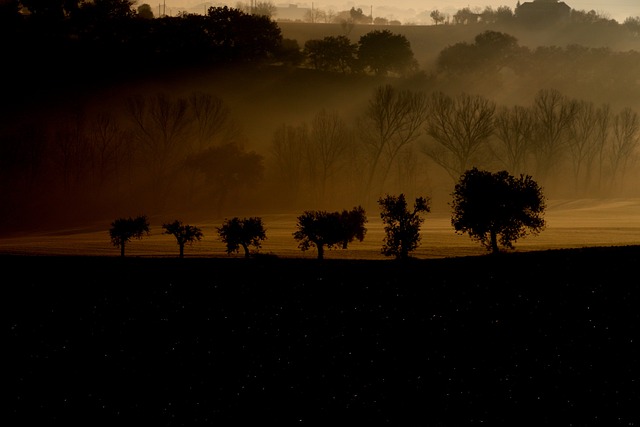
[357,30,417,76]
[451,167,546,254]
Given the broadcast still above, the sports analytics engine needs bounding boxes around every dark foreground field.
[7,247,640,426]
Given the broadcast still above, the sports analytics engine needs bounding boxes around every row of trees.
[302,30,417,76]
[109,168,545,259]
[429,5,640,28]
[435,31,640,90]
[2,3,287,87]
[3,1,418,76]
[1,84,637,230]
[270,86,640,206]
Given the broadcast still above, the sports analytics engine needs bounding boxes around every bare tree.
[530,89,579,184]
[357,84,429,204]
[491,105,534,174]
[592,104,612,195]
[185,92,244,205]
[608,108,639,194]
[421,91,496,181]
[306,109,354,205]
[270,123,308,206]
[188,92,241,152]
[126,93,192,210]
[304,7,325,23]
[566,101,610,195]
[87,112,134,197]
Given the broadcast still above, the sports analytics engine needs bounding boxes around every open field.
[6,198,640,425]
[1,198,639,259]
[6,243,640,425]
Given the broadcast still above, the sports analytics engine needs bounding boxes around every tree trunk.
[490,230,500,254]
[179,244,184,258]
[120,242,125,257]
[317,244,324,260]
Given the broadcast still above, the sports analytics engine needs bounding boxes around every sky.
[162,1,638,23]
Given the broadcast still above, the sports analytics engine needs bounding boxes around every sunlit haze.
[164,0,638,23]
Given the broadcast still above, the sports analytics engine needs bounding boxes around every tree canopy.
[162,220,203,258]
[379,194,431,260]
[357,30,417,76]
[451,168,546,254]
[293,206,367,260]
[109,215,151,257]
[217,217,267,258]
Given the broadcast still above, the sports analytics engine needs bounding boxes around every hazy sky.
[164,1,638,23]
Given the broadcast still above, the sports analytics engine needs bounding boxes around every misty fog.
[1,9,639,248]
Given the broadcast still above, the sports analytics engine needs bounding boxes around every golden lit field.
[1,198,639,259]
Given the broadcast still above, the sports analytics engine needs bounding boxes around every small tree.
[217,217,267,258]
[293,206,367,260]
[162,220,204,258]
[109,215,150,257]
[378,194,431,260]
[451,167,546,254]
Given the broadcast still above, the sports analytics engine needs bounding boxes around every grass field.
[5,198,640,425]
[1,198,638,259]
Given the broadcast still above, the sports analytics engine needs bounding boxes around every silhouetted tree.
[217,217,267,258]
[203,6,282,63]
[349,7,371,24]
[430,10,445,25]
[608,108,640,193]
[137,3,154,19]
[357,30,417,76]
[270,123,307,204]
[623,16,640,37]
[436,30,521,75]
[358,84,429,201]
[293,206,367,260]
[304,35,357,73]
[126,93,192,209]
[162,220,203,258]
[530,88,579,183]
[378,193,431,260]
[277,38,304,66]
[567,101,610,195]
[422,92,496,180]
[492,105,534,174]
[109,215,150,257]
[307,109,354,205]
[451,168,546,254]
[453,7,478,25]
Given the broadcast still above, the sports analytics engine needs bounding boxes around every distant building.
[275,4,310,22]
[515,0,571,24]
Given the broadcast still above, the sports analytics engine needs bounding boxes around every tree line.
[110,168,546,259]
[1,2,638,232]
[1,84,637,231]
